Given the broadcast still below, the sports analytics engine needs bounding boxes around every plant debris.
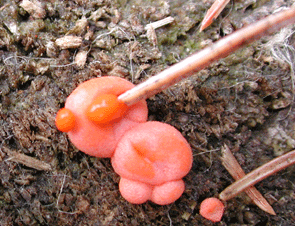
[220,144,275,215]
[5,149,52,171]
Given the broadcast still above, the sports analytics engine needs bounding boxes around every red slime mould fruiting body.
[55,76,193,205]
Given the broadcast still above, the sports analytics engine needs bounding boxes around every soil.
[0,0,295,225]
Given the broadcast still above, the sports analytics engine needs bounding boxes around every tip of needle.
[199,0,231,32]
[200,18,213,32]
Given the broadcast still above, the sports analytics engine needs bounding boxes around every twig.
[220,144,275,215]
[219,149,295,201]
[145,16,174,46]
[6,150,52,171]
[145,16,174,30]
[118,7,295,106]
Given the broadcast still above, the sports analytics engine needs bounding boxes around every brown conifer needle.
[220,144,276,215]
[200,0,230,31]
[118,6,295,106]
[219,149,295,201]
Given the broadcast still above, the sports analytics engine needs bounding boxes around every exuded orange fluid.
[86,94,128,124]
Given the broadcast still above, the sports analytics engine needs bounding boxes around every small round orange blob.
[199,197,225,222]
[55,108,76,132]
[86,94,128,124]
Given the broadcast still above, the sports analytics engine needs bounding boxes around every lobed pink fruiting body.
[112,121,193,205]
[55,76,193,205]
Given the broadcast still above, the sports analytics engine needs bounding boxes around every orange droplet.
[55,108,76,132]
[86,94,128,124]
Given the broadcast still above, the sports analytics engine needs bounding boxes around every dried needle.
[220,144,276,215]
[200,0,230,31]
[219,149,295,201]
[118,7,295,106]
